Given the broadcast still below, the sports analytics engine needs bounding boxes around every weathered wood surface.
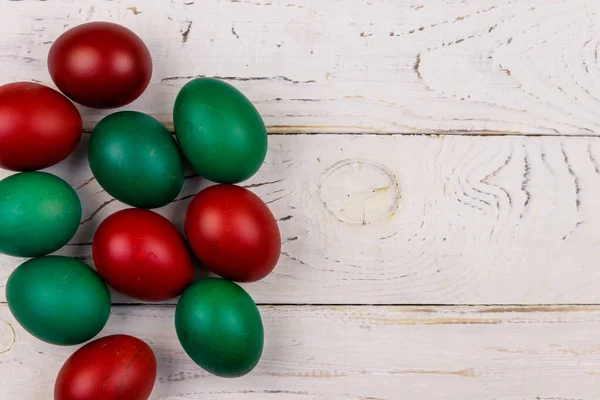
[3,134,600,304]
[2,0,600,134]
[2,1,600,399]
[1,305,600,400]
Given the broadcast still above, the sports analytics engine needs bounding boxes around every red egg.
[54,334,156,400]
[0,82,82,171]
[92,208,194,301]
[185,185,281,282]
[48,22,152,108]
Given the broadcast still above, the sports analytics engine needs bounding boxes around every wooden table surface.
[2,0,600,399]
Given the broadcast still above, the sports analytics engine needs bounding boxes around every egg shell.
[54,334,157,400]
[0,82,82,171]
[92,208,194,301]
[48,22,152,109]
[88,111,184,209]
[173,78,267,183]
[0,172,82,257]
[175,278,264,377]
[6,256,110,345]
[185,184,281,282]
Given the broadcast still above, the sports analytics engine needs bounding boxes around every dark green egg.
[175,278,264,377]
[88,111,184,208]
[173,78,267,183]
[6,256,111,345]
[0,172,81,257]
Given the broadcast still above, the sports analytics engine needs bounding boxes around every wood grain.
[1,304,599,400]
[2,2,600,398]
[2,0,600,134]
[2,134,600,304]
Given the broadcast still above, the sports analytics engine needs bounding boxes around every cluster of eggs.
[0,22,281,399]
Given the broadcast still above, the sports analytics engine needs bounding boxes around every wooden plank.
[1,0,600,134]
[2,134,600,304]
[1,304,600,399]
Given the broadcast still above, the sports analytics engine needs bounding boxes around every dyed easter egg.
[55,335,156,400]
[6,256,110,345]
[0,82,82,171]
[93,208,194,301]
[0,172,81,257]
[88,111,184,208]
[173,78,267,183]
[48,22,152,109]
[185,184,280,282]
[175,278,264,377]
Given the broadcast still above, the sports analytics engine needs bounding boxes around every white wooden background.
[1,0,600,399]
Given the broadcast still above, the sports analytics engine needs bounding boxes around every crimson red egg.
[92,208,194,301]
[48,22,152,108]
[54,334,156,400]
[0,82,82,171]
[185,184,281,282]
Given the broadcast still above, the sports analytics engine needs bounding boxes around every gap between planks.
[266,131,600,137]
[105,303,600,309]
[81,128,600,138]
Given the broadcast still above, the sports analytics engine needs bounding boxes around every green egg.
[6,256,111,345]
[173,78,267,183]
[175,278,264,377]
[0,172,81,257]
[88,111,184,209]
